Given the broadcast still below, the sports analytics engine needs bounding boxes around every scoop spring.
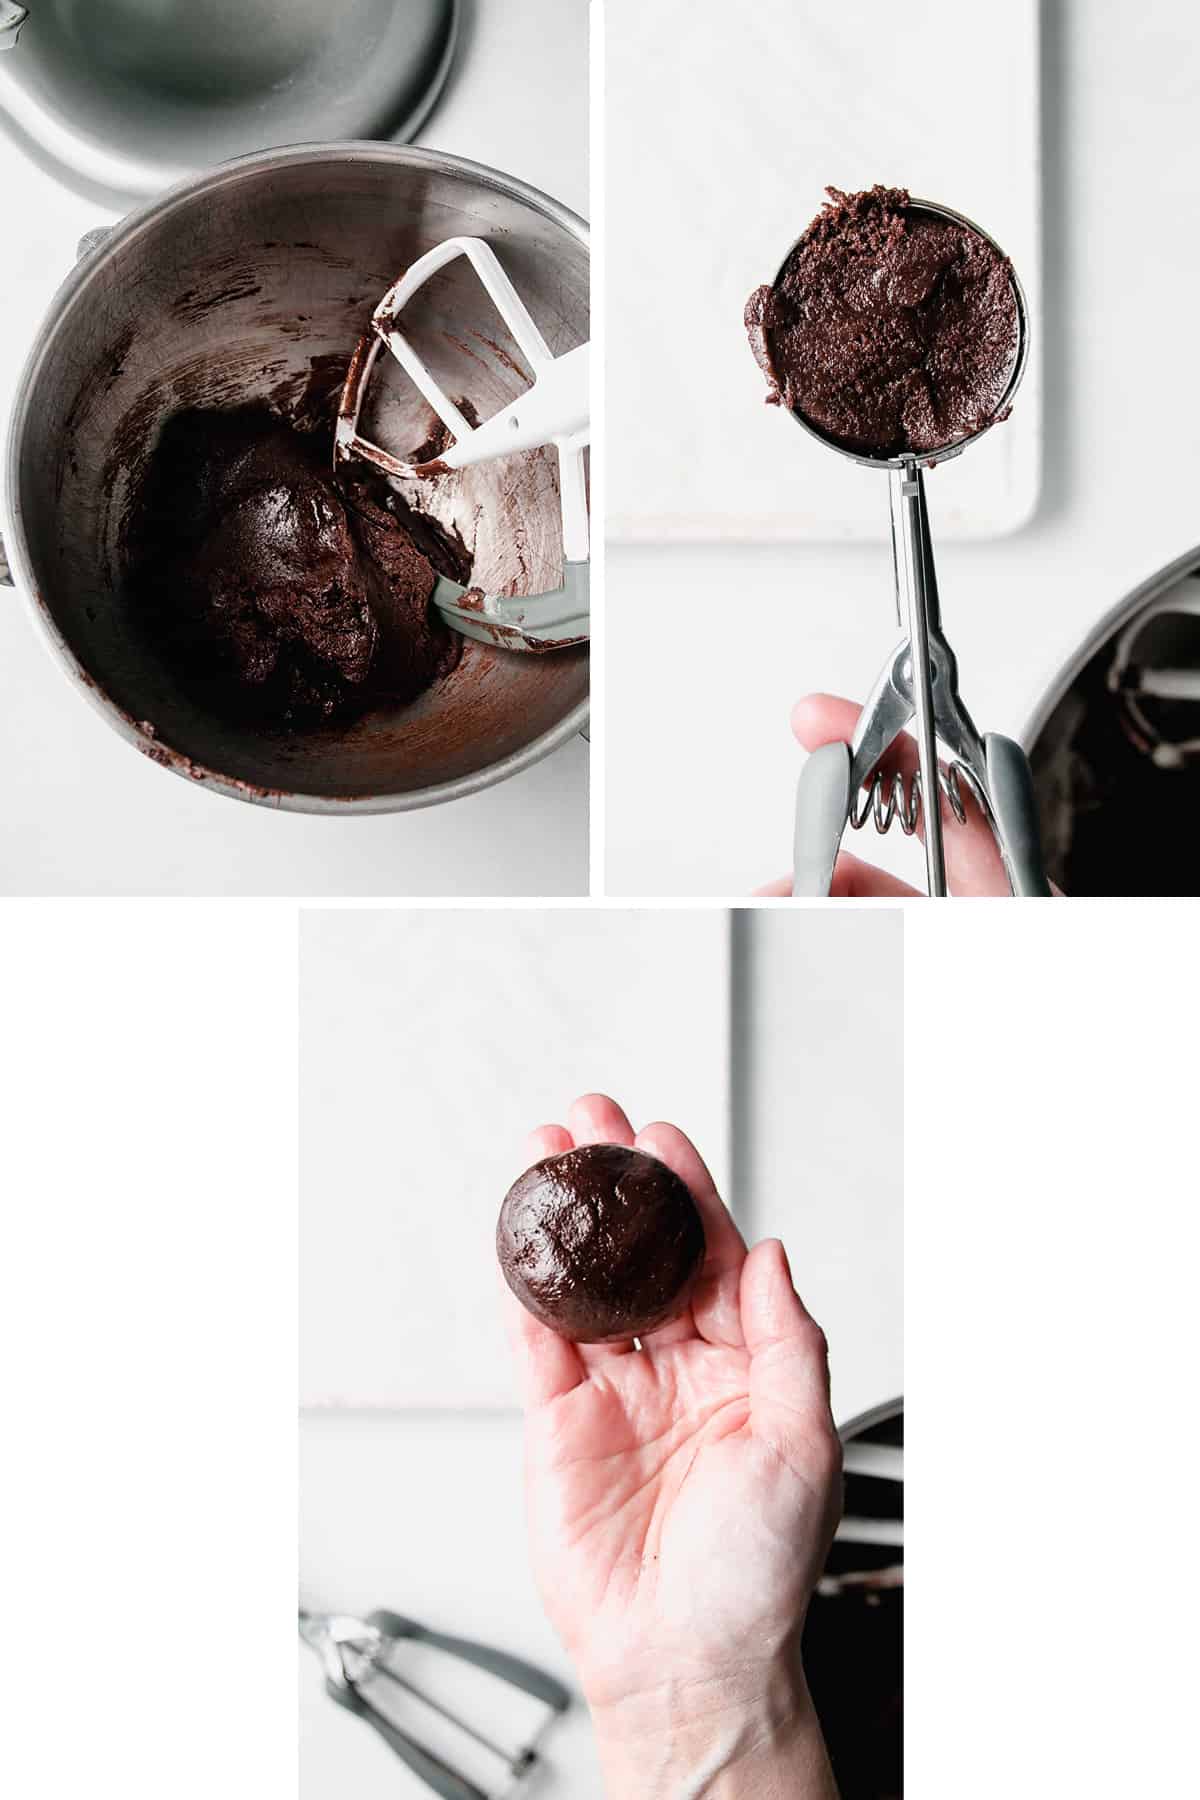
[850,763,970,837]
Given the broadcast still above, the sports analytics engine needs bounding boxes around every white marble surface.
[606,0,1200,896]
[300,1411,606,1799]
[608,0,1041,542]
[299,906,902,1799]
[0,0,589,896]
[299,907,733,1410]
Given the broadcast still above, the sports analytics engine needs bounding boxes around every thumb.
[742,1240,839,1472]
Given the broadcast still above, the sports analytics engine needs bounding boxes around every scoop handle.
[792,740,852,896]
[366,1610,572,1713]
[985,733,1052,896]
[326,1679,488,1800]
[890,464,947,896]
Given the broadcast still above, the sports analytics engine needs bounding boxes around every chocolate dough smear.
[124,406,468,728]
[745,185,1019,458]
[497,1143,706,1344]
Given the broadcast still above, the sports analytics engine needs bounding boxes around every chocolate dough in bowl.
[1,144,589,810]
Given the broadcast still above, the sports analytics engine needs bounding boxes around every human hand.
[502,1092,842,1798]
[760,691,1023,897]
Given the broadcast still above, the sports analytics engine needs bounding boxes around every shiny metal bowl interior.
[6,145,589,811]
[0,1,459,202]
[776,197,1029,471]
[1026,548,1200,895]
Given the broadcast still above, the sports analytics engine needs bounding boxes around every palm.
[504,1098,842,1711]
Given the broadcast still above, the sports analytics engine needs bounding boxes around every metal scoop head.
[766,195,1029,471]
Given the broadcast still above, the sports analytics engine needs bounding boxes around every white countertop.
[300,1411,607,1799]
[605,0,1200,896]
[0,0,589,896]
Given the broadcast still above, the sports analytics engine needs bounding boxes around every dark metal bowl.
[1026,548,1200,894]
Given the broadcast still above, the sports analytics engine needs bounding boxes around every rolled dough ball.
[497,1143,706,1344]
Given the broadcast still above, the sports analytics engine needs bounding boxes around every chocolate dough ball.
[497,1143,706,1343]
[745,185,1019,457]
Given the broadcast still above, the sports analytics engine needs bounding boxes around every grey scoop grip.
[984,733,1052,897]
[792,741,853,896]
[366,1609,572,1713]
[326,1678,488,1800]
[792,734,1051,897]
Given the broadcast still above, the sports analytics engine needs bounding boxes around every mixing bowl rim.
[1022,543,1200,755]
[837,1395,903,1442]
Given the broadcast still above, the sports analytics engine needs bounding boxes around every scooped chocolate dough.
[745,185,1019,457]
[497,1144,706,1344]
[125,406,466,726]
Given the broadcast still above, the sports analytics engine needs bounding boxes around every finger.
[759,853,920,899]
[635,1121,747,1349]
[742,1240,839,1469]
[561,1095,639,1359]
[521,1122,574,1166]
[790,692,872,754]
[791,692,1008,897]
[566,1092,636,1148]
[829,851,921,899]
[635,1121,745,1269]
[499,1276,585,1408]
[791,690,979,846]
[793,692,1003,893]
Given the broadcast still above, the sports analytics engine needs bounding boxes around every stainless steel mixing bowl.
[0,1,459,203]
[1,143,590,811]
